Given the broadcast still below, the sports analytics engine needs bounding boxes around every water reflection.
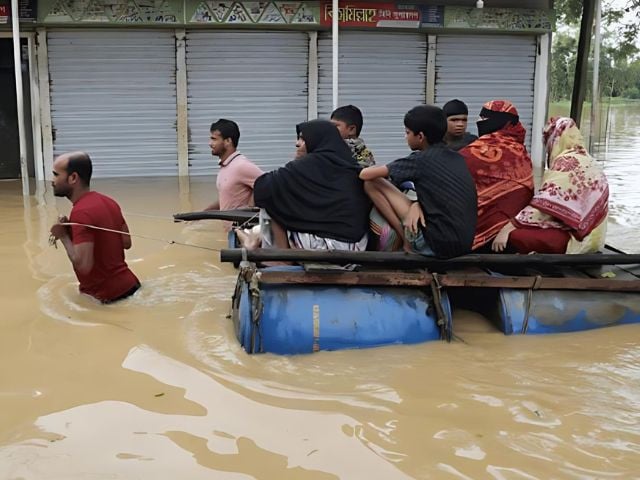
[597,107,640,249]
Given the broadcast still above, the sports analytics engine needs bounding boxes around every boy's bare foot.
[235,228,261,250]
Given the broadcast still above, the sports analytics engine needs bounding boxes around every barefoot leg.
[364,178,413,250]
[270,220,290,249]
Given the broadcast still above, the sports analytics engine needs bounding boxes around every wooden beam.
[259,270,430,286]
[221,248,640,268]
[439,274,640,292]
[256,270,640,292]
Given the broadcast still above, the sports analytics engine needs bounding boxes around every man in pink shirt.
[204,119,264,219]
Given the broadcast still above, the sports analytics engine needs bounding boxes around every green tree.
[618,59,640,98]
[555,0,639,59]
[550,32,578,101]
[551,0,640,100]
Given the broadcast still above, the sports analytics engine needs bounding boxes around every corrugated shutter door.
[48,30,178,177]
[318,32,427,163]
[186,31,309,174]
[435,35,536,150]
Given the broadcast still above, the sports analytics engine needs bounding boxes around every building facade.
[1,0,553,180]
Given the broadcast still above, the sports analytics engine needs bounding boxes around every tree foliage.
[550,32,578,100]
[555,0,639,59]
[550,0,640,100]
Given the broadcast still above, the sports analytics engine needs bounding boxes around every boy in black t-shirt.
[360,105,477,258]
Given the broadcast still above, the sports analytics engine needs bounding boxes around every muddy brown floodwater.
[1,107,639,478]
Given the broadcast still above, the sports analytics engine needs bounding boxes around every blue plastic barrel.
[232,267,448,354]
[498,288,640,335]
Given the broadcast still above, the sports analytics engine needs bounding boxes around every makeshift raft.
[220,247,640,354]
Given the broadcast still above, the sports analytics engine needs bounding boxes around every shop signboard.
[35,1,552,31]
[0,0,37,24]
[319,1,422,29]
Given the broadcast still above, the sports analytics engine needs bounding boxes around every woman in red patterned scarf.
[459,100,534,250]
[492,117,609,254]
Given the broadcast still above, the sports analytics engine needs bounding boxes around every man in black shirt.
[360,105,477,258]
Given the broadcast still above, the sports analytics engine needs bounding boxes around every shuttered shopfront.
[47,30,178,177]
[43,21,543,177]
[317,31,427,163]
[35,3,552,180]
[185,30,309,174]
[434,35,537,150]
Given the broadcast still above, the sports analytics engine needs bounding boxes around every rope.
[50,222,221,252]
[522,289,533,334]
[429,272,452,343]
[235,211,260,230]
[49,208,259,253]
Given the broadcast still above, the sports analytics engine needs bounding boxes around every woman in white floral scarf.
[492,117,609,254]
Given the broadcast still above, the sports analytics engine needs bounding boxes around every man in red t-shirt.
[49,152,140,303]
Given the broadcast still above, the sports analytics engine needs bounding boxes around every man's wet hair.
[330,105,364,137]
[66,152,93,186]
[404,105,447,145]
[210,119,240,147]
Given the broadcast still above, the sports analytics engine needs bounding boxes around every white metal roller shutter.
[47,30,178,177]
[186,30,309,174]
[318,32,427,163]
[435,35,536,150]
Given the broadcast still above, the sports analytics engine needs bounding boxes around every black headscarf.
[476,106,520,137]
[253,119,371,242]
[443,99,468,117]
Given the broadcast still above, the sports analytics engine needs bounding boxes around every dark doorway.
[0,38,33,179]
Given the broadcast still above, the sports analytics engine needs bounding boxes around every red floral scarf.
[515,117,609,241]
[460,100,534,249]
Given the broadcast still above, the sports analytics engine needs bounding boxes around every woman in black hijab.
[253,119,371,250]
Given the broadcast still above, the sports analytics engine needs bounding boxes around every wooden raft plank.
[258,271,430,287]
[580,264,640,281]
[439,274,640,292]
[257,271,640,292]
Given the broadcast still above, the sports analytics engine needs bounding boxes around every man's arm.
[51,218,95,275]
[121,222,132,250]
[359,165,389,181]
[242,163,265,188]
[51,224,94,275]
[242,165,264,208]
[204,200,220,211]
[64,239,94,275]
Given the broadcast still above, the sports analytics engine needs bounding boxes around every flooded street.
[595,105,640,252]
[1,106,639,479]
